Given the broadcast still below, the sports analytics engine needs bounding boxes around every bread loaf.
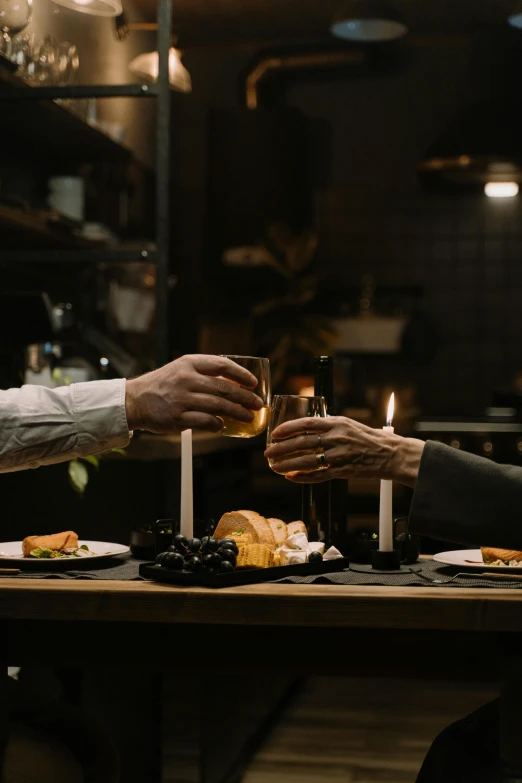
[214,511,276,551]
[287,520,307,537]
[267,518,288,548]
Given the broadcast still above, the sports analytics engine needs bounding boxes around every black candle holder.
[371,548,402,571]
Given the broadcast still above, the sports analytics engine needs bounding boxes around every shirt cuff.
[72,378,130,456]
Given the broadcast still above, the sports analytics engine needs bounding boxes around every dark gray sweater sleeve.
[409,440,522,549]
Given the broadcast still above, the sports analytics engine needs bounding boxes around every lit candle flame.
[386,393,395,427]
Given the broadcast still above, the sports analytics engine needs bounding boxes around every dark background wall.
[172,30,522,415]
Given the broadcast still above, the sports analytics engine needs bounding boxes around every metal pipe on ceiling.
[245,49,366,110]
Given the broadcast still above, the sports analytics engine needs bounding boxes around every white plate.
[433,549,522,572]
[0,540,130,567]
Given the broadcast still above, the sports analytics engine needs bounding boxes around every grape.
[207,553,222,569]
[207,538,220,552]
[172,534,188,552]
[187,538,202,553]
[202,553,214,568]
[163,552,185,570]
[156,551,169,565]
[220,560,235,573]
[186,555,202,571]
[220,549,236,565]
[218,538,237,552]
[309,551,323,563]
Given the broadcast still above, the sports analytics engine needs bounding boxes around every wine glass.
[31,35,58,84]
[266,395,327,471]
[219,355,271,438]
[51,41,79,85]
[0,0,32,58]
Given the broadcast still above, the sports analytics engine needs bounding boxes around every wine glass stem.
[1,32,11,58]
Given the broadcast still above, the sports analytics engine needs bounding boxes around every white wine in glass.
[266,395,327,471]
[219,355,271,438]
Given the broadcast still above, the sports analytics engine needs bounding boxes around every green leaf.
[110,448,126,456]
[83,455,100,470]
[68,459,89,496]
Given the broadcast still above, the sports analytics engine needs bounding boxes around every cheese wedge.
[286,532,309,551]
[323,546,343,561]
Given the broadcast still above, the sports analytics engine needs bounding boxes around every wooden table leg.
[500,656,522,781]
[81,666,163,783]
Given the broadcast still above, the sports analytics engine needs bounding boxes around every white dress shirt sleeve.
[0,378,131,473]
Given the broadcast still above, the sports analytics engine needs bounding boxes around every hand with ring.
[264,415,424,487]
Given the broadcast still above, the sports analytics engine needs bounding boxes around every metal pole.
[155,0,172,367]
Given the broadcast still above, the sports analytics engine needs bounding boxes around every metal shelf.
[0,247,157,264]
[0,0,172,366]
[0,84,159,100]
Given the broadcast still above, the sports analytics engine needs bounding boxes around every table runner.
[2,556,522,588]
[273,558,522,588]
[0,556,145,580]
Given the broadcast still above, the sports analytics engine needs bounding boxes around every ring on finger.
[315,451,329,469]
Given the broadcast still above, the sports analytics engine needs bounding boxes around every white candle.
[180,429,194,540]
[379,394,395,552]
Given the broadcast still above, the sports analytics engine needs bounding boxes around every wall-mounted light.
[129,47,191,93]
[330,0,408,42]
[51,0,122,18]
[484,182,519,198]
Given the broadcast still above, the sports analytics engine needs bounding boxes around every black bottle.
[301,356,349,551]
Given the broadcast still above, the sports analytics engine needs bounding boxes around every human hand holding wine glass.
[266,395,327,472]
[219,356,271,438]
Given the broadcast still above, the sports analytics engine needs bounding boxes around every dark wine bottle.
[301,356,349,551]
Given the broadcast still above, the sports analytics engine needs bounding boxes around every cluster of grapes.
[156,534,238,573]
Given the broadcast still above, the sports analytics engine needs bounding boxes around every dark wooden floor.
[241,677,496,783]
[164,676,496,782]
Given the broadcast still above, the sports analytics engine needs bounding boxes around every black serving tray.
[139,557,350,588]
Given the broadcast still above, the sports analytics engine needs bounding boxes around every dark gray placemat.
[0,555,146,580]
[271,558,522,589]
[4,557,522,588]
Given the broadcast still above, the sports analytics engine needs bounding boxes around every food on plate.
[286,532,309,551]
[267,518,288,548]
[236,544,273,570]
[279,548,307,566]
[323,546,344,561]
[22,531,96,559]
[230,533,253,546]
[23,530,78,557]
[157,510,345,576]
[481,547,522,566]
[214,511,276,551]
[286,521,307,537]
[157,536,238,573]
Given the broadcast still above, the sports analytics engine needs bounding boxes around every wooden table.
[2,578,522,781]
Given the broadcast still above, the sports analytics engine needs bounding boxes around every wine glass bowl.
[0,0,32,57]
[266,395,327,472]
[219,355,271,438]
